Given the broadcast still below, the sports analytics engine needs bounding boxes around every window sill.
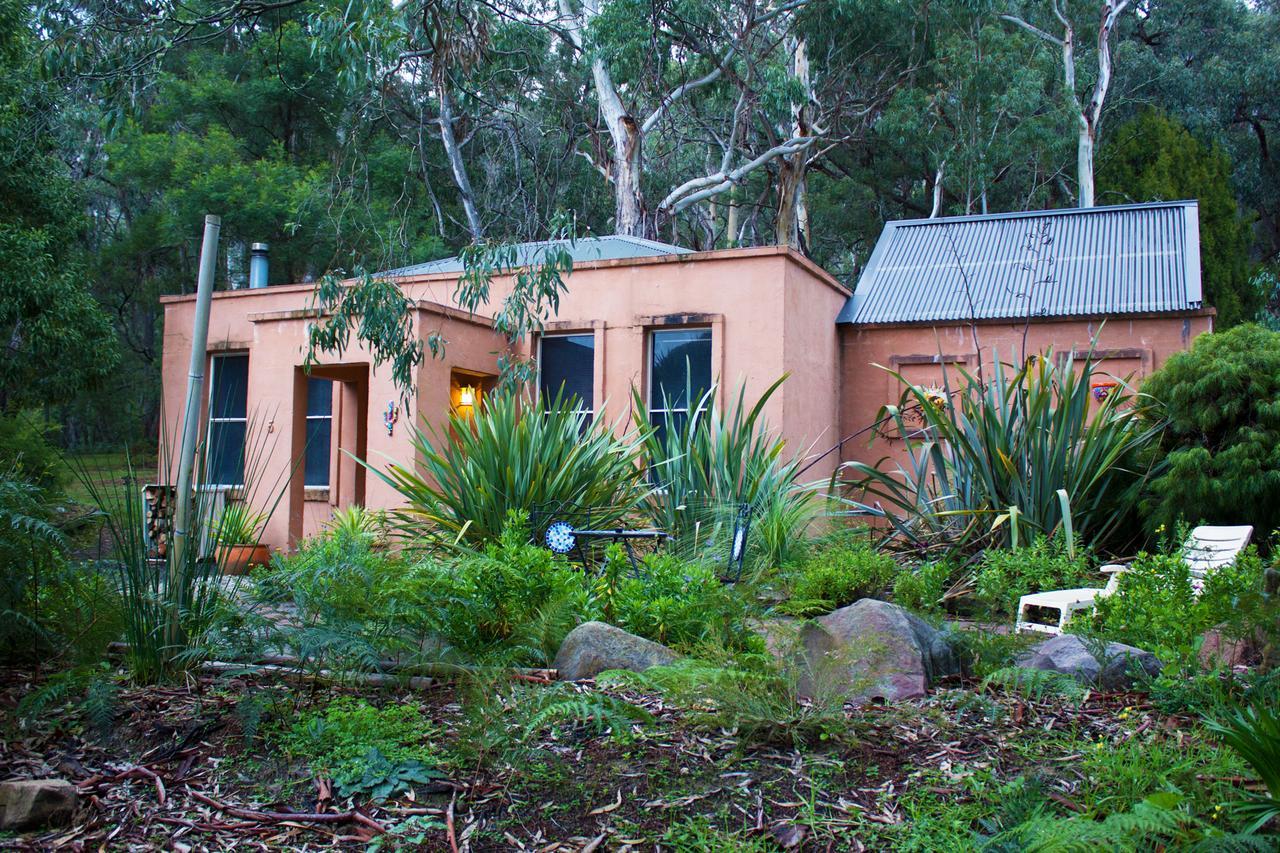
[304,487,331,502]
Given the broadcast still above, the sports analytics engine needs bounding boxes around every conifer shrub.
[1139,324,1280,539]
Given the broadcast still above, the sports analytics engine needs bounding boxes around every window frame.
[205,353,250,489]
[537,331,596,417]
[304,377,334,489]
[647,326,713,429]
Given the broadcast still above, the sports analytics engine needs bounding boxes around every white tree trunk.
[1077,125,1095,208]
[437,85,484,240]
[775,38,811,247]
[1002,0,1129,210]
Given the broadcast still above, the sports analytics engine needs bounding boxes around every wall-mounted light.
[459,386,476,407]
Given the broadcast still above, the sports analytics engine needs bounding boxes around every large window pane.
[539,334,594,411]
[304,418,331,487]
[208,421,246,486]
[207,354,249,486]
[210,355,249,419]
[650,329,711,411]
[305,378,333,487]
[306,377,333,417]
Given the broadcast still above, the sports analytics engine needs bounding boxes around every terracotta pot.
[219,543,271,576]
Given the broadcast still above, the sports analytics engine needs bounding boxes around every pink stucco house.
[160,201,1214,551]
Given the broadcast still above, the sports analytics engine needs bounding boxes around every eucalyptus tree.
[551,0,821,239]
[0,0,117,411]
[1001,0,1134,207]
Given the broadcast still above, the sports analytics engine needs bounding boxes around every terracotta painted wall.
[160,290,503,550]
[160,243,1210,552]
[399,247,850,472]
[159,247,850,552]
[836,312,1215,472]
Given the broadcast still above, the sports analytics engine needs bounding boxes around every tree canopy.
[0,0,1277,439]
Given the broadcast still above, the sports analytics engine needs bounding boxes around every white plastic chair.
[1014,525,1254,635]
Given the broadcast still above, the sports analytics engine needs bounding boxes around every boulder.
[0,779,77,831]
[554,621,678,681]
[1015,634,1161,690]
[1198,625,1260,670]
[797,599,960,702]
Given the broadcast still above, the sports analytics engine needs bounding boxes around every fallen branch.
[188,789,387,834]
[446,790,459,853]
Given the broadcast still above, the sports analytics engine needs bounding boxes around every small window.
[539,333,594,415]
[304,378,333,488]
[207,354,249,487]
[649,328,712,443]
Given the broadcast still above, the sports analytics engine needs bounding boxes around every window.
[207,354,249,487]
[649,328,712,443]
[305,378,333,487]
[539,333,595,415]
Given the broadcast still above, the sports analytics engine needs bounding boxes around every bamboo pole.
[166,215,221,649]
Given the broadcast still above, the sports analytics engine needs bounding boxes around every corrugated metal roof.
[380,234,692,277]
[837,201,1203,325]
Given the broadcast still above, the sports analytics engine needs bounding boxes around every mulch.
[0,666,1193,851]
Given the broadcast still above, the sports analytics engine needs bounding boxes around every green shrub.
[1078,546,1270,663]
[839,351,1160,554]
[595,549,758,653]
[372,391,642,544]
[283,698,440,800]
[635,377,814,575]
[425,512,588,664]
[0,413,67,494]
[975,534,1091,617]
[256,524,412,624]
[780,531,897,616]
[1140,324,1280,538]
[892,560,955,612]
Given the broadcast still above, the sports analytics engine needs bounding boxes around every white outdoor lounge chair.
[1014,525,1254,635]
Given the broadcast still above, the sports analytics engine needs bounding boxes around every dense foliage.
[0,0,1274,443]
[374,392,643,545]
[0,0,116,411]
[1099,109,1258,327]
[843,352,1161,554]
[1140,325,1280,537]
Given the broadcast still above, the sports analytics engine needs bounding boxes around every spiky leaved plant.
[1205,700,1280,834]
[837,348,1163,555]
[370,390,644,546]
[74,414,287,682]
[633,375,817,576]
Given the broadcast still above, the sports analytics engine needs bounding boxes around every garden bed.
[0,664,1254,851]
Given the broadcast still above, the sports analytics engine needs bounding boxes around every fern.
[83,676,118,738]
[982,666,1090,707]
[17,664,117,737]
[520,685,652,739]
[985,793,1273,852]
[601,654,852,748]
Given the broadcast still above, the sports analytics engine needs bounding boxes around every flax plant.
[369,390,644,546]
[838,350,1164,554]
[74,414,286,682]
[635,375,817,573]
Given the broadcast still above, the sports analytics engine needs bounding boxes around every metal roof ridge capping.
[378,234,693,278]
[837,200,1203,325]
